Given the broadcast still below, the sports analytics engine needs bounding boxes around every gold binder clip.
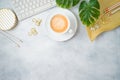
[32,18,42,26]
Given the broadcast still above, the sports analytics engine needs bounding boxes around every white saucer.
[45,8,78,41]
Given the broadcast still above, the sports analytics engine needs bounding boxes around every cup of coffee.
[49,13,73,35]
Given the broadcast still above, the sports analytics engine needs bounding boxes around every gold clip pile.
[28,18,42,36]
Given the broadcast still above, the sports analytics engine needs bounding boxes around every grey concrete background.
[0,0,120,80]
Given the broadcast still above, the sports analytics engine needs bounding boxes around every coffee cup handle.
[68,29,73,34]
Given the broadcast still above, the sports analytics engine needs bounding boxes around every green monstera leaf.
[56,0,80,8]
[79,0,100,27]
[73,0,80,6]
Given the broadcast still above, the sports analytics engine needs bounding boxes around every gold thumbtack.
[32,18,42,26]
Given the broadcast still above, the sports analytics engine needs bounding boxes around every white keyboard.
[11,0,56,21]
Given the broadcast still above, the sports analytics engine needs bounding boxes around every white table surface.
[0,0,120,80]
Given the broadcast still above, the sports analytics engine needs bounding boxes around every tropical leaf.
[56,0,80,8]
[79,0,100,27]
[73,0,80,6]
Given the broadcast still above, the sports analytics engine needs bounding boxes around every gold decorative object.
[28,28,38,36]
[87,0,120,41]
[32,18,42,26]
[0,8,18,31]
[0,8,23,47]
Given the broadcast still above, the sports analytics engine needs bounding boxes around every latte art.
[50,14,68,33]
